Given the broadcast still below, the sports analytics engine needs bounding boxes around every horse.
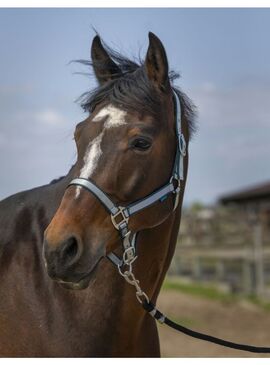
[0,32,195,357]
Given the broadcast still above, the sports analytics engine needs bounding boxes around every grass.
[247,294,270,311]
[162,277,236,303]
[162,277,270,311]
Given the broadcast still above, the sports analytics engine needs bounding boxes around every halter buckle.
[170,176,181,211]
[170,176,181,194]
[111,206,129,230]
[179,133,186,156]
[123,247,137,265]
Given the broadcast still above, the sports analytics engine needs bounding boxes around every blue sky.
[0,8,270,205]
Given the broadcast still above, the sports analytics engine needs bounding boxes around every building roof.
[219,181,270,205]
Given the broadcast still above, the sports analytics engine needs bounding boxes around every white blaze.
[79,132,103,179]
[75,104,127,199]
[92,104,127,128]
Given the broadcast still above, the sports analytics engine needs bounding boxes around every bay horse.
[0,32,195,357]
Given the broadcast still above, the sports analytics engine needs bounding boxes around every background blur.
[1,8,270,357]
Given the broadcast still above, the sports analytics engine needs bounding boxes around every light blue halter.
[67,90,186,267]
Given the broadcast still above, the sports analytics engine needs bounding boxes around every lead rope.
[118,247,270,354]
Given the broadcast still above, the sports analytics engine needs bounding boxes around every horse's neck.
[106,205,182,353]
[133,206,182,303]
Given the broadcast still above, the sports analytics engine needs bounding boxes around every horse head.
[43,32,193,290]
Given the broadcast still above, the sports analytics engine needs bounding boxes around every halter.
[66,90,270,354]
[67,89,186,268]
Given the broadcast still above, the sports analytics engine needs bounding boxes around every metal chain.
[117,252,149,304]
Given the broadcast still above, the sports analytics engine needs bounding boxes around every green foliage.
[162,278,270,311]
[162,278,235,303]
[189,201,205,213]
[247,295,270,311]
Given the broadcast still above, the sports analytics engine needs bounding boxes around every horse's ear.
[145,32,170,92]
[91,35,121,84]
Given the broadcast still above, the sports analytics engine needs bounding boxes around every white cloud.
[34,109,65,126]
[15,108,65,128]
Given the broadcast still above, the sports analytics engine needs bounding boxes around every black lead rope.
[142,300,270,354]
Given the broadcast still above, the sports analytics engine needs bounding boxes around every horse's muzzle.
[42,234,102,290]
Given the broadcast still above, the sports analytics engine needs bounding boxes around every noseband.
[67,89,186,268]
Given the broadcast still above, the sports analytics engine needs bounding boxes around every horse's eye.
[131,138,152,151]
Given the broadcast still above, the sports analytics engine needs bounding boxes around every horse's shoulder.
[0,185,51,249]
[0,189,34,223]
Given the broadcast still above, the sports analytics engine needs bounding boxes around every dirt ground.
[157,289,270,357]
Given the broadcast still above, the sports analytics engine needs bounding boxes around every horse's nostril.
[61,236,79,264]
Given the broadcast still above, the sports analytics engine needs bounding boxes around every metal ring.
[111,206,129,230]
[123,246,135,263]
[170,176,181,193]
[136,291,149,304]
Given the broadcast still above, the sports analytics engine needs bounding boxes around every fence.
[169,205,270,298]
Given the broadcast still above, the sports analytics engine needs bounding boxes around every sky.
[0,8,270,205]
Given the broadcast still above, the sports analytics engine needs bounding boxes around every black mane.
[77,41,197,138]
[50,176,65,185]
